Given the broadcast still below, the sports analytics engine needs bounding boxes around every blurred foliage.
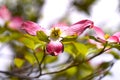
[4,0,44,21]
[0,0,120,80]
[72,0,97,15]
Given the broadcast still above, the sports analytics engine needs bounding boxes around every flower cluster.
[21,20,94,56]
[0,5,23,30]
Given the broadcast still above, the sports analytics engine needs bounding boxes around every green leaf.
[98,62,113,70]
[110,51,120,59]
[73,42,88,56]
[62,35,77,42]
[24,34,43,43]
[45,55,58,63]
[37,31,49,42]
[64,44,77,58]
[25,53,35,65]
[110,43,120,50]
[20,37,35,49]
[14,58,24,68]
[73,0,96,15]
[89,36,100,42]
[0,27,6,34]
[66,67,77,76]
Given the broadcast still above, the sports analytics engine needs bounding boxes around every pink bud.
[8,17,23,30]
[0,5,11,21]
[46,41,63,56]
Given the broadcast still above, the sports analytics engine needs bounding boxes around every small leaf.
[89,36,100,42]
[73,42,88,56]
[110,51,120,59]
[66,67,77,76]
[25,53,35,65]
[20,37,35,49]
[45,55,58,63]
[24,34,43,44]
[37,31,49,42]
[64,44,77,58]
[14,58,24,68]
[110,43,120,50]
[62,35,77,42]
[98,62,113,70]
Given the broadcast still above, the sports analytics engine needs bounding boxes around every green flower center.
[50,28,61,40]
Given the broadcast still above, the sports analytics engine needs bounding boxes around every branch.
[87,43,107,61]
[41,61,74,75]
[0,43,110,79]
[33,51,41,75]
[41,44,108,75]
[0,70,34,80]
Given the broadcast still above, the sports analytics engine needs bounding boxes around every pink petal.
[52,23,68,28]
[107,36,119,43]
[93,26,105,40]
[67,20,94,35]
[113,32,120,42]
[0,5,11,21]
[8,16,23,30]
[46,41,63,56]
[21,21,43,35]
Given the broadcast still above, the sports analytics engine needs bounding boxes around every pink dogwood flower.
[21,20,94,56]
[8,17,23,30]
[93,26,119,43]
[112,32,120,42]
[0,5,23,30]
[0,5,11,21]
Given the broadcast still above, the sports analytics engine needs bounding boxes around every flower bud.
[46,41,63,56]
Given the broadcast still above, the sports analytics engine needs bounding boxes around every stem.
[34,52,46,78]
[33,52,41,74]
[12,65,32,73]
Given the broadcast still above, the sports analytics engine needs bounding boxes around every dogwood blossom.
[93,27,119,43]
[21,20,94,56]
[0,5,23,30]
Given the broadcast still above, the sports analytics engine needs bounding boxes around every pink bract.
[68,20,94,35]
[21,21,44,35]
[21,19,94,36]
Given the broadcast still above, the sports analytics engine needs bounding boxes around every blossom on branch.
[21,20,94,56]
[93,26,119,43]
[0,5,23,30]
